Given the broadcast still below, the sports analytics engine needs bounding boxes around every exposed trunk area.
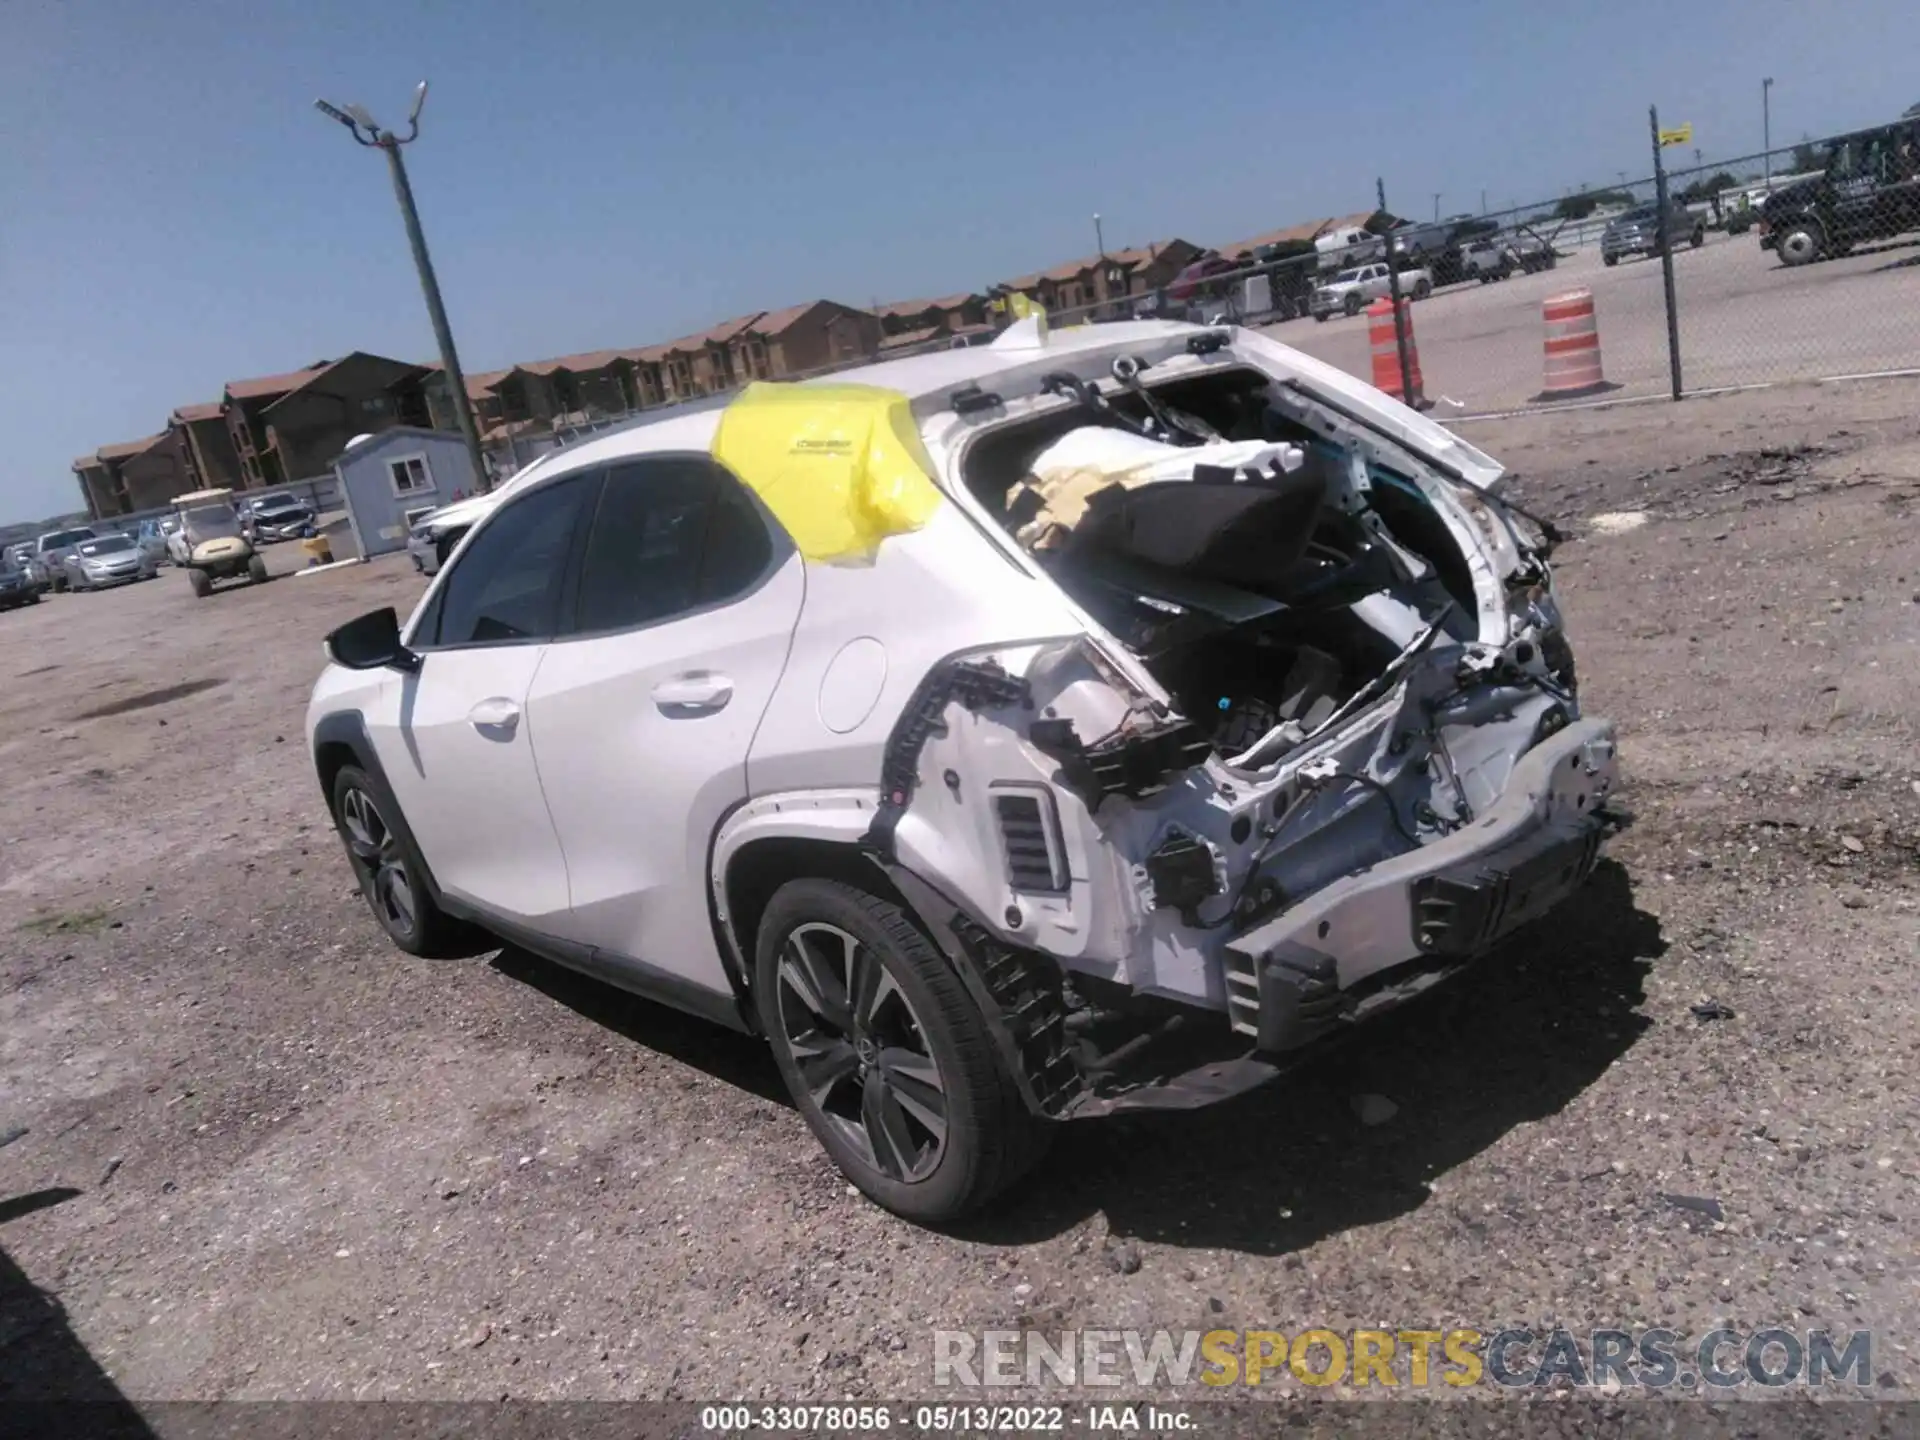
[960,364,1483,766]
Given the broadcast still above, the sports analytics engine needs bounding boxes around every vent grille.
[994,792,1065,893]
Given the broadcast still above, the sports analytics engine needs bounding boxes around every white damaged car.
[307,319,1617,1220]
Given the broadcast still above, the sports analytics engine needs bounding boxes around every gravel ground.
[2,382,1918,1416]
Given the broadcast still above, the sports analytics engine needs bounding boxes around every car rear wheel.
[754,878,1049,1223]
[1413,278,1432,299]
[1690,227,1705,248]
[187,569,211,599]
[248,556,268,584]
[1602,253,1619,266]
[1777,221,1824,266]
[330,764,481,959]
[1343,293,1362,317]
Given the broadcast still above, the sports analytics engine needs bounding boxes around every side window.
[569,456,777,636]
[426,474,592,648]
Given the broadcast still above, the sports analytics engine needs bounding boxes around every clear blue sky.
[3,0,1914,521]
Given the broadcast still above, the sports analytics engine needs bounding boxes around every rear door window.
[565,455,781,638]
[422,474,594,648]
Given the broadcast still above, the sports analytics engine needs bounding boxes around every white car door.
[523,456,803,994]
[374,472,599,931]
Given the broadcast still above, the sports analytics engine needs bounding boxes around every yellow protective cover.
[711,382,944,563]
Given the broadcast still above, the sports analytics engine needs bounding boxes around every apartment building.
[222,352,435,486]
[72,433,193,518]
[998,239,1205,317]
[168,400,244,492]
[876,293,993,352]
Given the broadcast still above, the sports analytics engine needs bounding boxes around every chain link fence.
[1255,120,1920,416]
[481,114,1920,484]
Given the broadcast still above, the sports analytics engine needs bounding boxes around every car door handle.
[468,696,522,738]
[653,672,733,715]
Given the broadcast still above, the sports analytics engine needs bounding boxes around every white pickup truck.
[1309,262,1432,321]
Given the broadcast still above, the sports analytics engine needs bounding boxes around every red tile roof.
[96,434,169,461]
[225,363,331,401]
[171,401,224,423]
[877,292,983,320]
[1002,239,1191,292]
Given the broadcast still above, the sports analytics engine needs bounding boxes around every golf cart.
[167,489,268,598]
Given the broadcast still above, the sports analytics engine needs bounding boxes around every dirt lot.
[3,381,1919,1412]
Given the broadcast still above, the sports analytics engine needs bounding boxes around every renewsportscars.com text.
[934,1326,1873,1390]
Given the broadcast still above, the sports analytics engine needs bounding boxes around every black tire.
[1777,221,1824,266]
[247,555,268,584]
[1314,313,1328,323]
[1342,293,1362,317]
[754,878,1049,1223]
[1413,278,1432,300]
[1602,253,1619,267]
[330,763,481,959]
[187,568,211,599]
[1689,227,1705,249]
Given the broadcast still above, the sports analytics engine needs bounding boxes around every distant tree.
[1554,194,1600,220]
[1679,170,1740,203]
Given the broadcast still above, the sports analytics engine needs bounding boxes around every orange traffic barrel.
[1367,297,1424,406]
[1538,288,1609,398]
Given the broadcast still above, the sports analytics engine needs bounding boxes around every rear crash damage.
[867,337,1619,1120]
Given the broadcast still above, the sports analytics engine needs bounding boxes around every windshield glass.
[41,528,94,550]
[78,536,134,556]
[181,504,242,542]
[1332,267,1363,285]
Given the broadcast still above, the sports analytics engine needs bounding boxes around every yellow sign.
[1659,123,1694,147]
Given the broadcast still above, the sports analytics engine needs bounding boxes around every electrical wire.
[1316,769,1425,848]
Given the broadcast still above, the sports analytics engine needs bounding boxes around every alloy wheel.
[339,786,417,936]
[774,922,948,1183]
[1779,228,1820,265]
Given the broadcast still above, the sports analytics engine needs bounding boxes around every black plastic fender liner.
[874,859,1085,1120]
[862,657,1032,858]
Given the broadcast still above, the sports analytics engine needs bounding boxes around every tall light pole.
[1762,77,1775,191]
[1431,192,1441,222]
[315,83,490,491]
[1093,212,1105,255]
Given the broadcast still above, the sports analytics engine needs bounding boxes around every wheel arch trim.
[707,790,1072,1117]
[309,709,447,906]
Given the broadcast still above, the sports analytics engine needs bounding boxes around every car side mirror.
[325,607,419,672]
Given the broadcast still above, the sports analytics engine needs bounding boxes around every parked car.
[1601,200,1705,265]
[3,542,48,593]
[34,526,96,592]
[1313,224,1384,274]
[62,533,155,590]
[1461,238,1515,283]
[1760,117,1920,265]
[1165,255,1245,322]
[135,516,178,567]
[245,494,318,543]
[0,555,40,610]
[308,319,1616,1221]
[1309,262,1432,320]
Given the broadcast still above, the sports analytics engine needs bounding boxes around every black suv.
[1761,118,1920,265]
